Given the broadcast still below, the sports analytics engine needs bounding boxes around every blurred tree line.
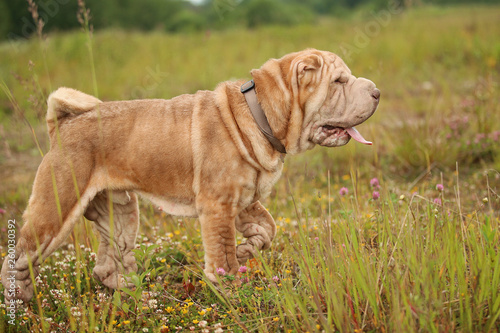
[2,0,499,40]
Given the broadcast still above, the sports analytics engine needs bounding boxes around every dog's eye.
[333,76,347,84]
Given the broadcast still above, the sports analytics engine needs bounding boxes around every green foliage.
[242,0,315,28]
[3,0,500,40]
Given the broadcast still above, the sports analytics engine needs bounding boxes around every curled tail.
[46,87,101,142]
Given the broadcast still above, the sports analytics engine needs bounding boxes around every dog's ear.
[296,53,322,85]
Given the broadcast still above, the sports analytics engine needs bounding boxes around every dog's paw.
[3,279,33,308]
[93,263,136,289]
[236,243,255,264]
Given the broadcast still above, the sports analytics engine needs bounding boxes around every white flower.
[214,323,223,333]
[148,299,158,309]
[198,320,208,328]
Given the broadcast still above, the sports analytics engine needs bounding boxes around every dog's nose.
[371,88,380,100]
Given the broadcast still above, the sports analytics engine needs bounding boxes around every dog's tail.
[46,87,102,141]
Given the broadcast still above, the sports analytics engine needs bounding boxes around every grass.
[0,3,500,332]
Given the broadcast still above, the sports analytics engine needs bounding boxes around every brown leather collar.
[241,80,287,155]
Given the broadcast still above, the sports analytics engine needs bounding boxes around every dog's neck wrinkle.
[216,82,283,172]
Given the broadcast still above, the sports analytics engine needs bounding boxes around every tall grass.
[0,4,499,333]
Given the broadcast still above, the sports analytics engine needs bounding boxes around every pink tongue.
[346,127,372,145]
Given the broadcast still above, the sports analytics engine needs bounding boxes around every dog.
[2,49,379,304]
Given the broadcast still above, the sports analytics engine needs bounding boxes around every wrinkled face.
[297,51,380,149]
[251,49,380,155]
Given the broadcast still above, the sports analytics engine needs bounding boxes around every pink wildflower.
[216,267,226,275]
[372,191,380,200]
[272,276,279,283]
[433,198,442,205]
[436,184,444,192]
[339,187,348,196]
[0,208,6,214]
[370,178,379,188]
[238,266,247,273]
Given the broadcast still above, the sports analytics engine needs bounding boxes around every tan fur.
[2,49,379,305]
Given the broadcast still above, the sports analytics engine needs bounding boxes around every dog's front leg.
[235,201,277,264]
[198,200,240,282]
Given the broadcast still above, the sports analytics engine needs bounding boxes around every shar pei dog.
[2,49,379,304]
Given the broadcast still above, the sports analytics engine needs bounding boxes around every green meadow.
[0,4,499,332]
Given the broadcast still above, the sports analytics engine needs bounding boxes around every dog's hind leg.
[1,151,95,306]
[84,190,139,289]
[235,201,277,264]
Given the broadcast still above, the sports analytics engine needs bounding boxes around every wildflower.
[216,267,226,275]
[436,184,444,191]
[70,307,81,317]
[198,310,206,315]
[123,320,130,325]
[399,194,405,200]
[198,320,208,328]
[166,306,174,313]
[433,198,442,205]
[0,208,6,214]
[273,317,279,322]
[370,177,379,188]
[214,323,224,333]
[192,319,199,324]
[372,191,380,200]
[339,187,348,196]
[238,266,247,273]
[148,299,158,309]
[272,276,279,283]
[482,197,489,203]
